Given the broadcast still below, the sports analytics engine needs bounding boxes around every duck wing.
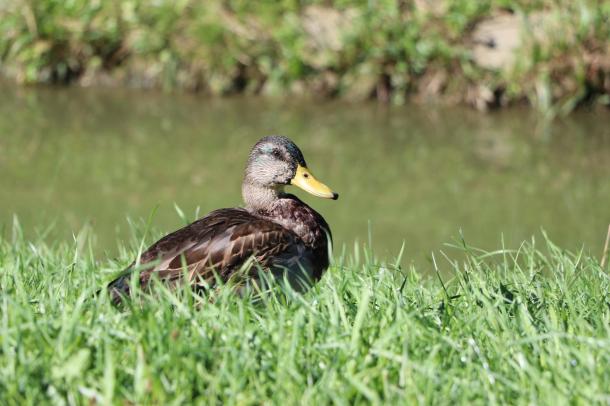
[107,208,300,302]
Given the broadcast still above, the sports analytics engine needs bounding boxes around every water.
[1,84,609,267]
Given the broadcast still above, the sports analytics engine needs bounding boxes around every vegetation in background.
[1,0,609,114]
[1,221,609,403]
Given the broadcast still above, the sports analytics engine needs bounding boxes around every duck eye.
[271,149,283,159]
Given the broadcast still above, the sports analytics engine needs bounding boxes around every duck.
[107,135,338,303]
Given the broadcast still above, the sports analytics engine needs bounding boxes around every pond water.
[1,84,609,267]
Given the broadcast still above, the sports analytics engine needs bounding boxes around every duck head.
[242,135,338,210]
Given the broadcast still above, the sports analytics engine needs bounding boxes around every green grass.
[1,222,609,404]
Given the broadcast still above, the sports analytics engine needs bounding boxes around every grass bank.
[1,223,609,404]
[1,1,609,114]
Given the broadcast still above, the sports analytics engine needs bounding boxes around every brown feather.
[107,206,316,303]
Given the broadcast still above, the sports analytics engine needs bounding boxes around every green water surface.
[1,84,609,266]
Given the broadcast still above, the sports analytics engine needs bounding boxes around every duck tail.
[106,273,132,305]
[93,265,134,305]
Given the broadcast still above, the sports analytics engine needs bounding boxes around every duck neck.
[242,181,284,212]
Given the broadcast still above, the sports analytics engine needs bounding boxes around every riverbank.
[1,226,609,403]
[1,1,609,114]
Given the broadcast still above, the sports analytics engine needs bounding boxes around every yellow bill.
[290,165,338,200]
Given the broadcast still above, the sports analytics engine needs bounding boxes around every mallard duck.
[108,135,338,303]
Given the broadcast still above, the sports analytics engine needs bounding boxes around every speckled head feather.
[252,135,306,163]
[245,135,306,186]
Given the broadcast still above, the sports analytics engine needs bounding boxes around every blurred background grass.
[1,0,609,114]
